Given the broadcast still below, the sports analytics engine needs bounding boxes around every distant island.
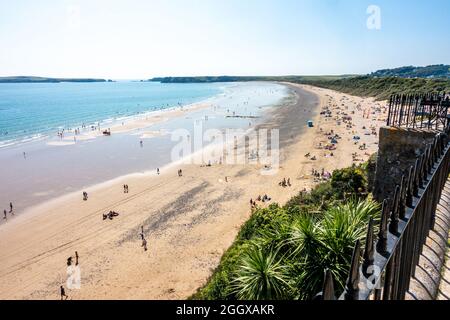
[0,76,111,83]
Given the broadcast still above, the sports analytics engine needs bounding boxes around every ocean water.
[0,81,224,148]
[0,81,290,214]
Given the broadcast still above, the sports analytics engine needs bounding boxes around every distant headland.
[0,76,112,83]
[147,64,450,100]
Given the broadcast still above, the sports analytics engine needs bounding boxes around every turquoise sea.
[0,81,289,213]
[0,81,223,148]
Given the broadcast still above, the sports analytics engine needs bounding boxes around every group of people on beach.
[82,191,89,201]
[250,194,272,208]
[103,211,120,221]
[312,168,332,182]
[123,184,130,193]
[3,202,14,220]
[140,226,148,251]
[57,130,65,140]
[278,177,291,188]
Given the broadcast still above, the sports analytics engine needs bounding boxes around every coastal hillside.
[370,64,450,78]
[294,76,450,100]
[149,66,450,101]
[0,76,109,83]
[148,75,354,83]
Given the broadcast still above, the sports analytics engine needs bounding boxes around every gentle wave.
[0,81,226,148]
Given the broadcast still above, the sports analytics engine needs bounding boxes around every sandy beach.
[0,83,387,300]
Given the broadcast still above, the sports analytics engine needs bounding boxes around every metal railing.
[386,93,450,132]
[319,95,450,301]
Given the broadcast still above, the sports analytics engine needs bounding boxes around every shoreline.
[0,91,221,151]
[3,83,293,226]
[0,83,387,299]
[0,81,231,150]
[0,82,287,215]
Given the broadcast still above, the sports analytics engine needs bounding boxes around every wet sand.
[0,82,286,213]
[0,84,387,299]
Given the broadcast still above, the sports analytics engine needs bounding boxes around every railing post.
[405,166,414,207]
[376,200,390,257]
[321,269,336,300]
[343,240,361,300]
[398,175,406,220]
[389,186,400,234]
[363,218,375,276]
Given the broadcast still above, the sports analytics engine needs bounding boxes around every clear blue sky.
[0,0,449,79]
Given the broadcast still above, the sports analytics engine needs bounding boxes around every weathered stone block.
[373,127,438,202]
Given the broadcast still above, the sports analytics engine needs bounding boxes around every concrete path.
[407,178,450,300]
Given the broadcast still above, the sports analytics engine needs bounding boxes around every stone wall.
[373,127,438,202]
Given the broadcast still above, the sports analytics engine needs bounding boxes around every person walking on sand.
[3,209,6,220]
[139,225,145,240]
[60,285,68,300]
[157,168,160,175]
[9,202,13,214]
[142,237,148,251]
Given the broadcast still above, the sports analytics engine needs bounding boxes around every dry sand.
[0,84,387,300]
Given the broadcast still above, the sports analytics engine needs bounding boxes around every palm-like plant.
[230,199,380,300]
[290,199,380,299]
[232,244,291,300]
[317,199,380,291]
[253,219,292,254]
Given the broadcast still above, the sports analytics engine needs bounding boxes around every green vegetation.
[297,76,450,100]
[148,75,355,83]
[370,64,450,79]
[191,163,380,300]
[150,65,450,101]
[150,74,450,101]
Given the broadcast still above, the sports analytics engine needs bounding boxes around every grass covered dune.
[192,161,380,300]
[300,76,450,101]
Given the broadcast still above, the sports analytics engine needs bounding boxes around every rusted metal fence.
[386,93,450,131]
[320,94,450,301]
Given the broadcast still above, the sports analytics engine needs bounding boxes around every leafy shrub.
[331,166,367,199]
